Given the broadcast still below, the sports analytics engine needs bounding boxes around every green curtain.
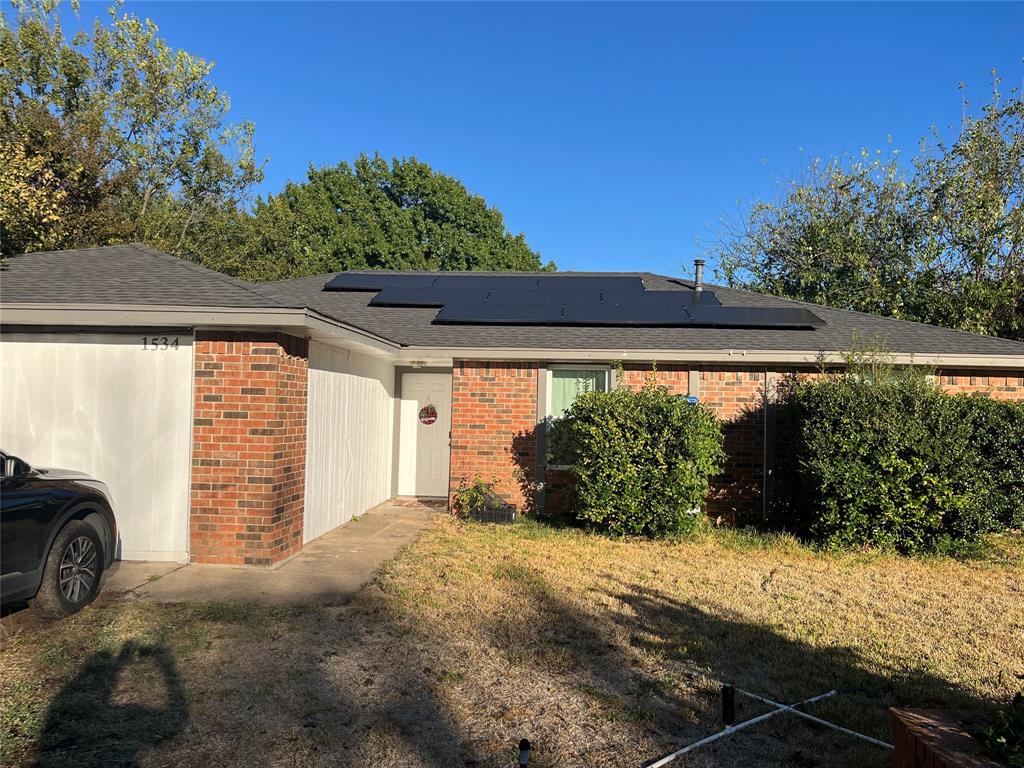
[550,369,605,419]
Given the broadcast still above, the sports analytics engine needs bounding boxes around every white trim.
[4,304,1022,370]
[396,347,1024,369]
[0,303,400,357]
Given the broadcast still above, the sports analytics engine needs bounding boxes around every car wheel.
[31,520,105,618]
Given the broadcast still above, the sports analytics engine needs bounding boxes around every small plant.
[453,476,512,521]
[977,693,1024,766]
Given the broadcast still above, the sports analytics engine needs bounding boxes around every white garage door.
[0,332,193,561]
[304,341,395,543]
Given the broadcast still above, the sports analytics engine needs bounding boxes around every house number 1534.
[141,336,180,350]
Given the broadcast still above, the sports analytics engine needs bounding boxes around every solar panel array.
[323,273,825,329]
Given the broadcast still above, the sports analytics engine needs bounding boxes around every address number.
[141,336,180,350]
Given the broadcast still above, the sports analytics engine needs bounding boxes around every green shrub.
[950,395,1024,530]
[977,693,1024,767]
[786,367,996,554]
[548,379,725,537]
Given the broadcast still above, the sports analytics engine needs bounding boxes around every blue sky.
[62,2,1023,277]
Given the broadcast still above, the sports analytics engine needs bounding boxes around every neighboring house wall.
[190,332,308,565]
[303,342,395,543]
[447,360,1024,526]
[449,361,540,510]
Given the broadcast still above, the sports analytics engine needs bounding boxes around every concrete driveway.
[104,502,437,606]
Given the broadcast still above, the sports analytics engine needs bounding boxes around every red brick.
[189,332,308,565]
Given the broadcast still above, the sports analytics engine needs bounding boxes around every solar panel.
[430,275,540,291]
[481,289,604,305]
[324,273,440,291]
[322,271,825,330]
[368,287,492,307]
[600,290,721,307]
[534,276,646,292]
[434,302,563,324]
[686,306,824,328]
[562,303,691,325]
[327,272,652,294]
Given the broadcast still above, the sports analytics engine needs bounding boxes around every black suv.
[1,451,117,617]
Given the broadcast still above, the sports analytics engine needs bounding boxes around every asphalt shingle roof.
[0,244,283,309]
[259,271,1024,356]
[3,245,1024,357]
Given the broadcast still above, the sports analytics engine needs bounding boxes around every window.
[545,366,610,467]
[548,367,610,420]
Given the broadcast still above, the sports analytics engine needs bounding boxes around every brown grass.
[1,520,1021,768]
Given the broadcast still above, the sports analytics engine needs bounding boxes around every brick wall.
[619,364,768,523]
[449,361,539,511]
[445,360,1024,527]
[619,363,690,393]
[190,332,308,565]
[889,708,1002,768]
[937,369,1024,399]
[698,367,768,523]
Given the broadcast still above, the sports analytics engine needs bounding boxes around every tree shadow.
[707,397,768,526]
[510,425,580,527]
[37,642,188,767]
[474,567,999,767]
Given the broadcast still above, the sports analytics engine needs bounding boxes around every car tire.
[31,520,105,618]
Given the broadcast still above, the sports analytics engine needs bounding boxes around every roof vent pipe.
[693,259,705,292]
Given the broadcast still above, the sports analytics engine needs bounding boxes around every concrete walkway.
[103,503,436,606]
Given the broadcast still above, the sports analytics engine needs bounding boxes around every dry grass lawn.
[2,518,1022,768]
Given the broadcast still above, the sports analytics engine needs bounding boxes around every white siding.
[0,333,193,560]
[303,342,395,543]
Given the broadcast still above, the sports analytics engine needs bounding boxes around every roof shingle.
[3,245,1023,357]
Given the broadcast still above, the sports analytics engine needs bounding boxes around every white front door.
[398,372,452,498]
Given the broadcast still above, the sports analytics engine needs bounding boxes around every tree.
[714,73,1024,341]
[217,153,552,281]
[0,0,261,258]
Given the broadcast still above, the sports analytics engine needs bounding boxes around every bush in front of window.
[548,380,725,537]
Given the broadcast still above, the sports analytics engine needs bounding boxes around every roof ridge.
[127,243,291,308]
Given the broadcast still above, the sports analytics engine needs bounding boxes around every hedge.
[782,367,1024,554]
[950,395,1024,530]
[548,380,725,537]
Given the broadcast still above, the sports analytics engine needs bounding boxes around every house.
[2,244,1023,565]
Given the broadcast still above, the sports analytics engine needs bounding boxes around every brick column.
[190,332,308,565]
[449,361,539,511]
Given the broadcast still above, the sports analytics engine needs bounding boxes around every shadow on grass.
[478,566,998,767]
[37,642,188,767]
[30,603,478,768]
[24,557,1006,768]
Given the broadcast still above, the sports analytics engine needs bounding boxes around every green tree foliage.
[549,374,725,538]
[0,3,548,276]
[780,357,1024,555]
[216,154,552,281]
[0,0,261,258]
[715,73,1024,340]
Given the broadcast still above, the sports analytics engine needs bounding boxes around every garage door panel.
[0,333,193,561]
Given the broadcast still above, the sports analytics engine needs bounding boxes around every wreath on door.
[418,404,438,425]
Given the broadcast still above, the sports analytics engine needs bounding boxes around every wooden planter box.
[889,708,1003,768]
